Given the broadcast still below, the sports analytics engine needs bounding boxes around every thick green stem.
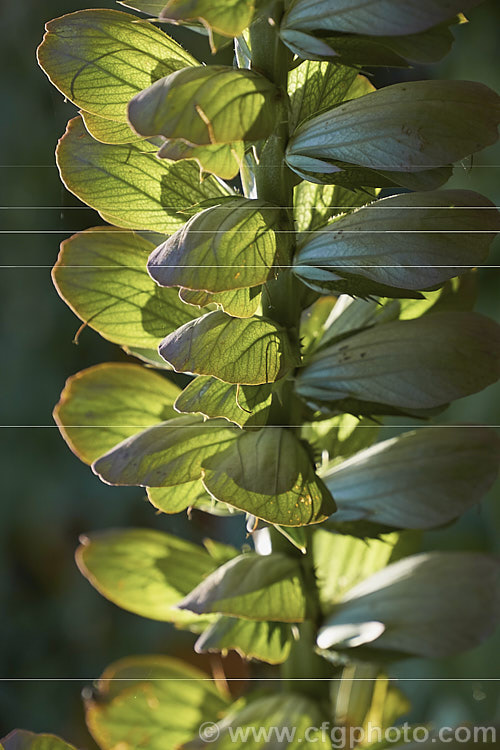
[248,4,328,697]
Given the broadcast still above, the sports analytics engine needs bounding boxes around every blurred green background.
[0,0,499,745]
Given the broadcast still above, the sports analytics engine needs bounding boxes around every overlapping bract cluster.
[34,2,500,747]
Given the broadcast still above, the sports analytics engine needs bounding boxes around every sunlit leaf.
[297,312,500,410]
[178,553,307,622]
[76,528,217,624]
[92,416,239,487]
[175,376,272,426]
[317,551,500,658]
[302,414,380,466]
[37,9,196,121]
[56,116,228,231]
[53,363,180,464]
[53,226,198,348]
[148,199,290,293]
[86,655,228,750]
[288,61,358,131]
[195,617,293,664]
[312,529,400,611]
[294,181,379,233]
[286,80,500,191]
[323,427,500,529]
[128,66,278,146]
[159,311,300,385]
[294,190,499,298]
[202,427,336,525]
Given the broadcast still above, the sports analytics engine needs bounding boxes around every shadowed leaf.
[202,427,336,525]
[297,312,500,410]
[317,552,500,658]
[323,427,500,529]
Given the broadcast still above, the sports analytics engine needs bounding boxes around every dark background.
[0,0,499,745]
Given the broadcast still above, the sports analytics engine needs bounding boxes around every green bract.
[178,552,307,621]
[32,2,500,748]
[128,66,279,146]
[159,311,300,384]
[148,199,290,293]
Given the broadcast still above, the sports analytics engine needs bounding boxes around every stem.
[247,17,328,694]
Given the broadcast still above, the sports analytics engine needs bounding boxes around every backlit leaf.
[147,480,210,514]
[195,617,293,664]
[174,376,272,426]
[53,363,180,464]
[81,111,142,144]
[178,553,307,622]
[76,528,216,624]
[158,0,255,38]
[37,9,196,122]
[92,416,239,488]
[86,655,228,750]
[56,116,228,232]
[293,190,499,298]
[180,286,262,319]
[148,199,290,293]
[52,226,198,348]
[157,140,244,179]
[182,694,332,750]
[202,427,336,525]
[323,427,500,529]
[317,552,500,658]
[297,312,500,410]
[159,311,300,385]
[128,66,278,146]
[0,732,76,750]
